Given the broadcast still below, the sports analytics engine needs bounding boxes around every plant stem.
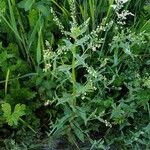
[5,69,10,96]
[72,45,76,107]
[102,0,115,26]
[19,118,37,134]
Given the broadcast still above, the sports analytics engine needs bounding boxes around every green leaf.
[63,39,73,49]
[36,26,42,65]
[56,93,73,106]
[7,0,17,32]
[75,106,87,124]
[13,104,26,118]
[0,0,6,24]
[144,5,150,14]
[2,103,12,119]
[75,54,88,66]
[76,36,89,49]
[36,4,49,16]
[146,60,150,65]
[18,0,35,11]
[141,20,150,33]
[0,0,6,14]
[72,122,85,142]
[28,15,41,50]
[28,9,38,27]
[51,114,71,135]
[25,0,35,11]
[1,103,26,126]
[109,0,115,5]
[12,104,26,126]
[79,18,90,34]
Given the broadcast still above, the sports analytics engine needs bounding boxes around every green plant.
[0,0,149,149]
[1,103,26,126]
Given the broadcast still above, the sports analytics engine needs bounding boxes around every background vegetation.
[0,0,150,149]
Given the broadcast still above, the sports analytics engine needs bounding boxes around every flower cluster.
[112,0,134,25]
[43,63,52,72]
[89,31,103,52]
[88,21,113,51]
[43,49,51,61]
[68,0,77,26]
[57,45,69,55]
[116,10,134,25]
[104,120,112,128]
[112,0,129,11]
[50,7,64,33]
[110,30,146,57]
[88,37,102,52]
[81,92,87,100]
[43,41,53,72]
[86,66,98,78]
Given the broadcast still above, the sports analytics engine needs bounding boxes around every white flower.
[115,0,129,4]
[113,0,129,12]
[44,100,51,106]
[116,10,134,25]
[117,10,134,20]
[111,4,117,9]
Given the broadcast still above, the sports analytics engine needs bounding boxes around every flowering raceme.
[111,0,134,25]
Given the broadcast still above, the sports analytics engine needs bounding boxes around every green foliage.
[1,103,26,126]
[0,0,6,15]
[0,0,149,149]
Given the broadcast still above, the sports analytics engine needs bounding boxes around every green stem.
[102,0,115,26]
[147,103,150,120]
[99,0,115,54]
[19,118,37,134]
[5,69,10,96]
[72,46,76,107]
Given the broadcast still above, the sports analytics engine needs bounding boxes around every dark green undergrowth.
[0,0,150,149]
